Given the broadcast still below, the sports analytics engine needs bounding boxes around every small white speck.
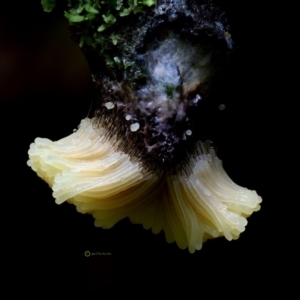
[125,115,132,121]
[130,123,140,132]
[73,129,77,132]
[186,129,192,136]
[104,102,115,110]
[219,104,226,111]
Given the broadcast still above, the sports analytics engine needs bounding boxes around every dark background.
[1,1,276,296]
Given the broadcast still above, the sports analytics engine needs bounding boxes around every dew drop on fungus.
[186,129,192,136]
[130,123,140,132]
[104,102,115,110]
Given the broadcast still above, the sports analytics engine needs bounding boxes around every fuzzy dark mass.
[69,0,234,174]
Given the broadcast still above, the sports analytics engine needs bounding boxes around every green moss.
[41,0,56,12]
[41,0,155,33]
[164,85,173,99]
[41,0,156,77]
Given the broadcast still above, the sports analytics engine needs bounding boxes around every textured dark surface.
[68,0,236,173]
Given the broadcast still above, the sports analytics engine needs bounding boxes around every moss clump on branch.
[41,0,156,76]
[41,0,155,35]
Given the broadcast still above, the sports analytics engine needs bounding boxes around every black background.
[1,1,276,296]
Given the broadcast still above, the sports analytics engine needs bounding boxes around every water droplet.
[130,123,140,132]
[186,129,192,136]
[104,102,115,110]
